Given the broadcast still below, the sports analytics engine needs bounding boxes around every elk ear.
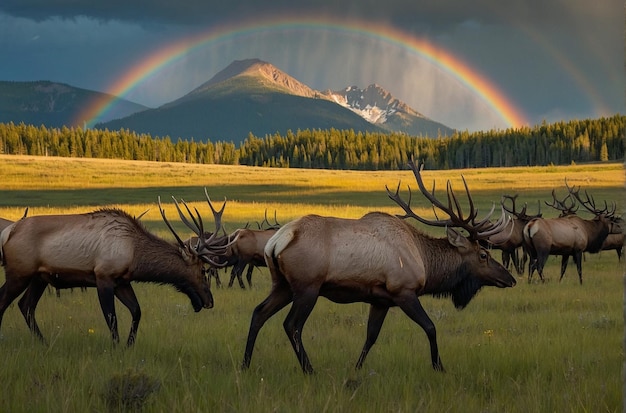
[179,246,194,263]
[446,227,472,252]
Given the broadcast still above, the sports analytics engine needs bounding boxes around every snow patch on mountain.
[322,84,423,125]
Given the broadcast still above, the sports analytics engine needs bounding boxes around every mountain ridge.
[1,59,454,141]
[0,80,147,127]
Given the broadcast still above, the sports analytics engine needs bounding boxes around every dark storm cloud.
[0,0,621,130]
[0,0,601,32]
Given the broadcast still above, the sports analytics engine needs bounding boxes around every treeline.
[0,115,623,170]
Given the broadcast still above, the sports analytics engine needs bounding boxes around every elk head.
[387,160,515,289]
[158,189,238,310]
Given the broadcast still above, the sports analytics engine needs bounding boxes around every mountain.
[0,81,148,128]
[97,59,453,144]
[97,59,387,143]
[323,84,453,137]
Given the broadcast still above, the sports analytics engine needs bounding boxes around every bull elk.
[523,184,620,284]
[226,228,278,289]
[486,195,541,274]
[241,160,515,374]
[226,210,281,289]
[601,232,624,261]
[0,192,233,346]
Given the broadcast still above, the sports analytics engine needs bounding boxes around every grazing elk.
[486,195,541,275]
[523,184,620,284]
[0,193,233,346]
[241,160,515,374]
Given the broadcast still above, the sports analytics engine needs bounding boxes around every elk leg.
[113,284,141,346]
[229,262,246,289]
[520,248,529,275]
[501,250,510,271]
[559,255,570,282]
[355,304,389,370]
[283,289,319,374]
[17,277,48,343]
[395,293,444,372]
[242,283,293,370]
[534,252,548,283]
[513,248,523,275]
[207,267,222,289]
[96,282,120,344]
[573,252,583,285]
[245,264,254,288]
[0,275,32,336]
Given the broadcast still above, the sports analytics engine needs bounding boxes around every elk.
[523,184,620,284]
[486,195,541,274]
[0,192,233,346]
[226,228,278,289]
[241,160,515,374]
[226,210,281,289]
[601,232,624,261]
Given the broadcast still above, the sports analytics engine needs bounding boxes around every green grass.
[0,155,623,412]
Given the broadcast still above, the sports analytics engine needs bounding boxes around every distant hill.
[0,81,147,128]
[97,59,453,144]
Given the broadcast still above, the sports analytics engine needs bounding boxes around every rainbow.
[75,16,529,129]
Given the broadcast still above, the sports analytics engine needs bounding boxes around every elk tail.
[263,222,296,274]
[0,223,17,265]
[522,220,538,257]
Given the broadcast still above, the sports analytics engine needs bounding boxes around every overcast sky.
[1,1,623,132]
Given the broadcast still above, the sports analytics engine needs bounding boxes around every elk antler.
[565,178,615,218]
[158,192,238,267]
[501,194,527,218]
[501,194,541,220]
[158,196,188,249]
[199,188,240,266]
[386,160,510,241]
[545,188,577,216]
[257,209,281,230]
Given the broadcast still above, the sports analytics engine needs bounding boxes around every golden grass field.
[0,155,623,412]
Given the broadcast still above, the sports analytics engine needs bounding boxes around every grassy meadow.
[0,155,624,412]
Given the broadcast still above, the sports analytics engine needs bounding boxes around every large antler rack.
[565,179,615,218]
[545,188,578,217]
[158,190,238,267]
[386,160,509,241]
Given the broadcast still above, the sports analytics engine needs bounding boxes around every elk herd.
[0,161,622,374]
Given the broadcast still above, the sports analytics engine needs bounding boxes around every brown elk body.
[241,161,515,374]
[601,232,624,260]
[486,196,540,274]
[0,198,230,346]
[523,214,616,284]
[0,218,13,232]
[524,184,620,284]
[226,228,277,288]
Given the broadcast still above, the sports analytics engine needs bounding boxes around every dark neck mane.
[410,228,485,309]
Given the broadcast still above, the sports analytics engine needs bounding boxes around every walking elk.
[241,160,515,374]
[0,193,233,346]
[523,184,620,284]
